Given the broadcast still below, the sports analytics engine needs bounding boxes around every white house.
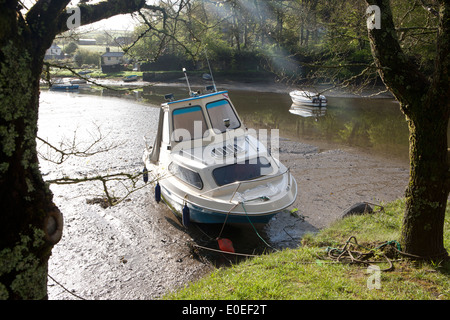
[101,47,124,66]
[44,44,64,60]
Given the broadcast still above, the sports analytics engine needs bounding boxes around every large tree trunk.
[0,0,155,300]
[0,1,61,300]
[402,100,449,258]
[365,0,449,259]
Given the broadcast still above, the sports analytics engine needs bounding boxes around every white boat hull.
[290,90,327,107]
[143,142,297,224]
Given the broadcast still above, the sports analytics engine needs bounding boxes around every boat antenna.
[204,48,217,92]
[182,67,193,96]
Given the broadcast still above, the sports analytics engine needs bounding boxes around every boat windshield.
[212,157,273,186]
[169,162,203,189]
[172,106,208,142]
[206,100,240,133]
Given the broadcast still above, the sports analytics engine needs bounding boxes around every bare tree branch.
[37,123,121,165]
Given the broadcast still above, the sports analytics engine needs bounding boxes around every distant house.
[44,44,64,60]
[101,47,124,73]
[78,39,97,45]
[101,48,124,65]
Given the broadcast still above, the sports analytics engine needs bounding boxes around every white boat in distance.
[143,82,297,225]
[289,90,327,107]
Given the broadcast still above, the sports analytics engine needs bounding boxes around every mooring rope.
[216,202,240,240]
[241,201,278,252]
[48,274,86,300]
[192,243,259,257]
[323,236,399,271]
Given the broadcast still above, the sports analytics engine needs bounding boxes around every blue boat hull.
[187,203,278,224]
[160,186,278,224]
[50,85,79,91]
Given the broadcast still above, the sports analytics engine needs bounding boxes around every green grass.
[165,199,450,300]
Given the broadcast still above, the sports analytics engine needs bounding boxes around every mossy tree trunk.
[0,0,151,300]
[365,0,449,259]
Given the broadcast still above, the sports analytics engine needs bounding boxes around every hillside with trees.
[127,0,438,86]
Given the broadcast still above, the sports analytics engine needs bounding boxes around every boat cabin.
[147,90,276,191]
[150,90,243,161]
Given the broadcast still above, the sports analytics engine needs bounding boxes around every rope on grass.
[323,236,449,271]
[324,236,400,271]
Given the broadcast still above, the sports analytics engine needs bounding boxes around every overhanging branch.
[48,1,166,36]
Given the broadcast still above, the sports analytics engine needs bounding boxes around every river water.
[40,84,418,299]
[139,86,412,163]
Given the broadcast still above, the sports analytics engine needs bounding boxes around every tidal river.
[39,88,410,299]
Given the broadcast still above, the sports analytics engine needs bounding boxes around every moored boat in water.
[50,83,79,91]
[123,75,138,82]
[289,90,327,107]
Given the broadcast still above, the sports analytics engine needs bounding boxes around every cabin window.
[169,163,203,189]
[206,100,240,133]
[172,106,208,142]
[212,157,273,186]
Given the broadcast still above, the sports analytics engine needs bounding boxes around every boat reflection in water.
[289,104,327,120]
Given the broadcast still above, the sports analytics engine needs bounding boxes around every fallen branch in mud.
[46,170,151,208]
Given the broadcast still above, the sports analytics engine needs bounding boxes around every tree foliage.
[129,0,440,85]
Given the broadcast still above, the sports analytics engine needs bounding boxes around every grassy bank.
[166,199,450,300]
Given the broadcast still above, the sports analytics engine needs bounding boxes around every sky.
[87,13,139,31]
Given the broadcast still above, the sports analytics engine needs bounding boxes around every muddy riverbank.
[41,89,409,300]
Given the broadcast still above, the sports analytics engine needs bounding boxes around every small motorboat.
[202,73,212,80]
[289,90,327,107]
[123,75,138,82]
[142,72,297,226]
[49,83,79,91]
[78,70,92,75]
[49,78,79,91]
